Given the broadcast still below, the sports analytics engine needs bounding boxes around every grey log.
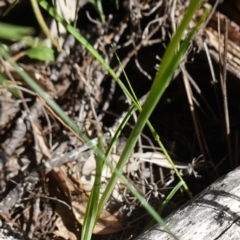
[135,167,240,240]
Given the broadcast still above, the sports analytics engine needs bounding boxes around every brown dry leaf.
[58,162,124,235]
[71,191,123,235]
[78,152,125,202]
[51,165,73,199]
[31,122,52,160]
[53,214,78,240]
[49,172,80,240]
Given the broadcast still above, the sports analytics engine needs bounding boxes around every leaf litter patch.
[1,0,240,239]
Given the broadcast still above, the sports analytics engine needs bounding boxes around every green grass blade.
[39,0,187,190]
[149,5,210,189]
[25,46,55,61]
[113,46,139,104]
[97,0,207,222]
[0,45,95,155]
[38,3,204,236]
[105,105,136,158]
[158,182,183,215]
[39,1,187,193]
[116,173,178,239]
[0,22,34,41]
[88,0,105,23]
[3,0,19,16]
[39,0,138,107]
[81,135,105,240]
[31,0,61,50]
[0,74,20,98]
[0,46,176,238]
[8,2,209,238]
[146,181,184,229]
[115,0,119,9]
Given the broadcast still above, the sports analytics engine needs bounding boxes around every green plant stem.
[97,0,205,219]
[39,0,190,198]
[0,47,176,238]
[30,0,61,50]
[81,135,105,240]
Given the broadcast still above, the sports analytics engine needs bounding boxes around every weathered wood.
[135,167,240,240]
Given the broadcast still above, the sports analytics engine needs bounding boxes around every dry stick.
[221,18,234,169]
[27,190,71,209]
[180,66,207,164]
[0,101,42,194]
[0,57,30,113]
[27,197,40,239]
[134,57,151,80]
[142,17,165,46]
[203,37,223,122]
[202,0,221,29]
[41,102,53,149]
[11,204,32,225]
[0,134,107,215]
[73,64,102,134]
[235,131,239,169]
[0,170,40,216]
[185,66,219,122]
[184,68,217,175]
[0,127,200,217]
[170,0,177,34]
[50,35,75,82]
[211,13,230,172]
[3,102,43,160]
[202,40,224,175]
[40,99,85,143]
[141,0,163,17]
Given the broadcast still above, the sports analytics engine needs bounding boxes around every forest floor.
[0,0,240,239]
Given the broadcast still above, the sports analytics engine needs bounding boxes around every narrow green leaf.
[0,74,20,98]
[88,0,105,23]
[3,0,19,16]
[26,46,55,61]
[38,2,189,197]
[81,135,105,240]
[146,181,184,229]
[0,45,176,239]
[98,0,207,225]
[0,22,34,41]
[30,0,61,51]
[105,105,136,159]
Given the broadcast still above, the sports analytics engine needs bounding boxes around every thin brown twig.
[221,17,234,169]
[39,97,85,144]
[0,57,29,113]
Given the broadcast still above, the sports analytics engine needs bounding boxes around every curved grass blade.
[3,0,19,16]
[105,105,136,158]
[39,0,189,196]
[97,0,208,224]
[146,181,184,230]
[0,46,176,239]
[81,135,105,240]
[89,0,105,23]
[0,22,34,41]
[30,0,61,50]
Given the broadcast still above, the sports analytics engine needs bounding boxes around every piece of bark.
[135,166,240,240]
